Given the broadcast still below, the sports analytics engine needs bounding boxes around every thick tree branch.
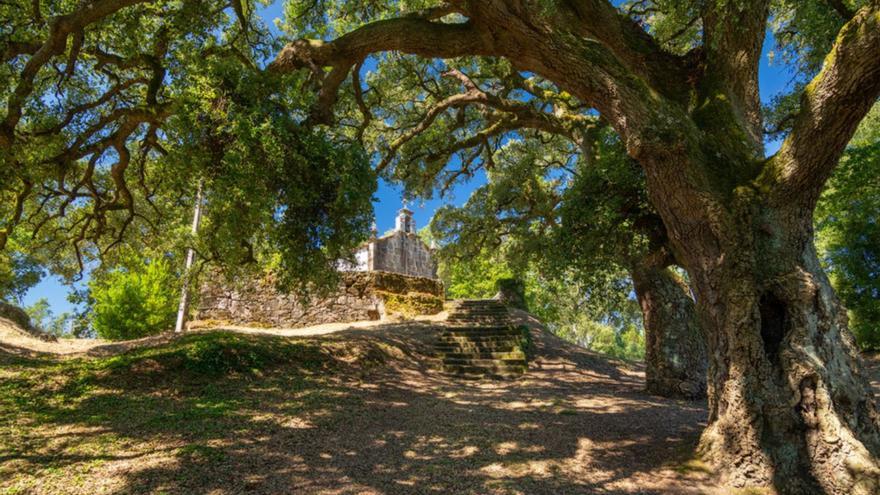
[2,40,41,63]
[766,3,880,207]
[558,0,691,103]
[0,0,156,148]
[375,68,595,172]
[700,0,771,150]
[269,18,494,123]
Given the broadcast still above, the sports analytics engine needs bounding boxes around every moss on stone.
[376,290,444,317]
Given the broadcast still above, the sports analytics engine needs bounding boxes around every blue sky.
[21,5,798,319]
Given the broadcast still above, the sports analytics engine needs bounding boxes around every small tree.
[90,258,178,340]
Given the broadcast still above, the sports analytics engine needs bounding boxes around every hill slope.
[1,312,718,494]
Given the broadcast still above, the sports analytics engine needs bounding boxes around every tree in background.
[22,297,72,336]
[1,1,376,338]
[429,131,706,396]
[0,235,42,304]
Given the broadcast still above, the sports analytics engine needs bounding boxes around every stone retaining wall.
[196,271,444,328]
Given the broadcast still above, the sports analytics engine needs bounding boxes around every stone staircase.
[434,299,528,379]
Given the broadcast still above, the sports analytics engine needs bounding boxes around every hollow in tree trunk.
[666,198,880,494]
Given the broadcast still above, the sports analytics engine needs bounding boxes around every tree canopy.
[1,0,376,295]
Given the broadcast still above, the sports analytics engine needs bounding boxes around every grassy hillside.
[0,332,396,495]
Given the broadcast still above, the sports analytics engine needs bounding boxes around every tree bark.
[631,263,707,399]
[662,197,880,493]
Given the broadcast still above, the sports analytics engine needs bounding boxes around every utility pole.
[175,180,204,333]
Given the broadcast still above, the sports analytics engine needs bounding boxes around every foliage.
[764,0,869,135]
[23,298,51,330]
[525,270,645,360]
[768,0,866,76]
[170,61,377,294]
[1,0,376,300]
[816,104,880,350]
[377,290,443,317]
[0,235,43,303]
[89,257,179,340]
[584,321,646,361]
[438,246,515,300]
[516,324,536,360]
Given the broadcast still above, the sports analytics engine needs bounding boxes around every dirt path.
[1,310,717,494]
[6,312,879,494]
[271,322,714,494]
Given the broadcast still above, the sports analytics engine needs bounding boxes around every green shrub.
[90,258,178,340]
[588,321,645,360]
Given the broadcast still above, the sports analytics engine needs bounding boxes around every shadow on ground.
[0,322,713,494]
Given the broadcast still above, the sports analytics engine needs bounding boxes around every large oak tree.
[266,1,880,493]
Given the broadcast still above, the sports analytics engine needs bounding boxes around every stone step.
[448,311,508,316]
[441,326,519,334]
[437,335,521,343]
[450,303,506,307]
[449,307,507,314]
[448,307,509,312]
[441,357,526,366]
[452,299,506,304]
[448,307,508,313]
[448,317,508,322]
[439,363,527,375]
[446,313,510,321]
[440,333,521,341]
[434,343,520,353]
[435,337,518,345]
[436,351,526,360]
[446,320,512,326]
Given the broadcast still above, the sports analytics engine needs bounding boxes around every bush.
[90,258,178,340]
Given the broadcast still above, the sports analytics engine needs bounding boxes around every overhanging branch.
[269,17,494,124]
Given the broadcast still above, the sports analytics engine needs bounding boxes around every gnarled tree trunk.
[658,190,880,493]
[631,262,707,399]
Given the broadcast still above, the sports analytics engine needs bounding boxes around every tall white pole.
[175,179,204,333]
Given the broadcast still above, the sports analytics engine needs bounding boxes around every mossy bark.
[659,190,880,494]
